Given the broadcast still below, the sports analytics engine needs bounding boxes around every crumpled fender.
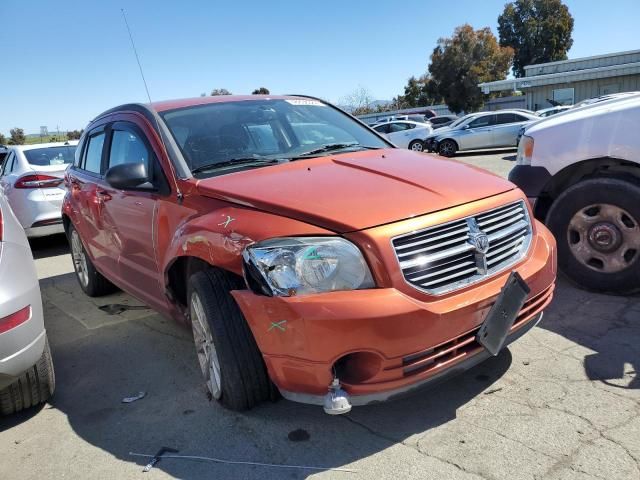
[160,204,333,287]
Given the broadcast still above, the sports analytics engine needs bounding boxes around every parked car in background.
[426,110,538,157]
[0,141,77,237]
[572,91,639,109]
[372,120,433,151]
[428,115,458,129]
[0,146,8,167]
[62,95,555,414]
[0,191,55,414]
[536,106,572,117]
[511,92,640,293]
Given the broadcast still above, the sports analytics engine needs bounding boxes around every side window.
[83,132,105,174]
[496,113,517,124]
[514,114,530,122]
[108,129,150,170]
[469,115,495,128]
[2,152,15,175]
[374,124,389,134]
[389,123,410,133]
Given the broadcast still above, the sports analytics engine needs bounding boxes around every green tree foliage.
[252,87,270,95]
[0,133,6,145]
[67,129,83,140]
[498,0,574,77]
[211,88,232,95]
[8,127,26,145]
[395,74,442,108]
[429,25,513,114]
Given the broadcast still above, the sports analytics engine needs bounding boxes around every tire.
[438,139,457,157]
[188,268,272,411]
[0,336,55,415]
[546,177,640,294]
[408,140,425,152]
[68,224,116,297]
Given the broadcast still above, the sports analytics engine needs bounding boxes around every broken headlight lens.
[242,237,375,296]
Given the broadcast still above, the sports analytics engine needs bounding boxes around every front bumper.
[0,241,46,389]
[232,218,556,405]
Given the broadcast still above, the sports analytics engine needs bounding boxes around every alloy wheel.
[567,203,640,273]
[190,292,222,399]
[70,230,89,288]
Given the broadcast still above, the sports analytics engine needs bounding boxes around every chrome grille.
[392,201,532,294]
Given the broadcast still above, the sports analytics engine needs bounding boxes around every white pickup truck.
[510,93,640,294]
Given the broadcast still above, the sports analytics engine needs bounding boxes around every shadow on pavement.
[539,277,639,391]
[453,148,517,158]
[1,270,514,479]
[29,233,69,259]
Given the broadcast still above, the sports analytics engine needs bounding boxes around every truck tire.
[438,139,457,157]
[68,224,116,297]
[188,268,271,411]
[0,336,55,415]
[546,178,640,294]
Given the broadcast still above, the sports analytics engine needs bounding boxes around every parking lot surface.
[1,151,639,480]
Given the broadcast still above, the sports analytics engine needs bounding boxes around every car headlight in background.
[516,135,534,165]
[243,237,375,296]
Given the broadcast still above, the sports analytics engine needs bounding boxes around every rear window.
[24,146,76,166]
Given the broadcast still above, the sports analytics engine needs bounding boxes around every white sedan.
[0,141,77,238]
[372,121,433,151]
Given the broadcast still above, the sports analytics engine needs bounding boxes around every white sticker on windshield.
[285,99,326,106]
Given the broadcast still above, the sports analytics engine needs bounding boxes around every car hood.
[196,149,515,233]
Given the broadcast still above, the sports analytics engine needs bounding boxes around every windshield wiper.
[190,157,281,175]
[291,143,380,158]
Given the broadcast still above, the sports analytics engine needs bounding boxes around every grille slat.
[392,201,532,295]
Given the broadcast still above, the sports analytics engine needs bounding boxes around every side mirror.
[105,162,153,190]
[463,125,471,130]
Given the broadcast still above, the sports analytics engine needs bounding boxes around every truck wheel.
[0,336,55,415]
[408,140,424,152]
[546,178,640,294]
[68,224,116,297]
[188,268,271,411]
[438,139,457,157]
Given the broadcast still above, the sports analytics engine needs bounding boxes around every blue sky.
[1,0,638,135]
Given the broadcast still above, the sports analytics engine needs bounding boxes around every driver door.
[463,114,496,150]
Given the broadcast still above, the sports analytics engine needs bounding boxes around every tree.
[429,25,513,114]
[396,74,443,108]
[498,0,574,77]
[341,86,375,115]
[211,88,232,96]
[0,133,6,145]
[8,127,26,145]
[252,87,270,95]
[67,129,83,140]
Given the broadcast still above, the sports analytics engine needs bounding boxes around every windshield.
[160,98,389,177]
[24,145,76,166]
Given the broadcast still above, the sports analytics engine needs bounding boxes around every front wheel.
[546,178,640,294]
[438,139,457,157]
[408,140,425,152]
[188,268,272,411]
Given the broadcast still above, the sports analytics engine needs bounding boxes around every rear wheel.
[408,140,425,152]
[0,336,55,415]
[68,224,116,297]
[188,268,272,411]
[546,178,640,294]
[438,139,457,157]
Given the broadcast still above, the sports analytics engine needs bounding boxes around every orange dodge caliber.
[63,95,556,414]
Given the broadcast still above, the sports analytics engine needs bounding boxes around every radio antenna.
[121,8,153,104]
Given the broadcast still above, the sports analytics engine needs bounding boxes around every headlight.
[243,237,375,296]
[516,135,534,165]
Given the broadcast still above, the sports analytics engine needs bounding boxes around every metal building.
[479,49,640,111]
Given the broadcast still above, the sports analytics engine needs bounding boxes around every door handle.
[96,190,112,202]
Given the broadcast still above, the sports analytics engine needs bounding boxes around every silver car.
[0,141,78,238]
[426,110,538,157]
[0,192,54,414]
